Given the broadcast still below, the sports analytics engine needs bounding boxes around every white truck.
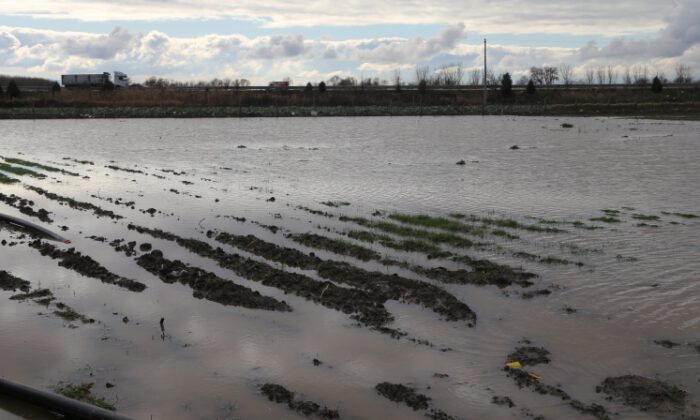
[61,71,129,88]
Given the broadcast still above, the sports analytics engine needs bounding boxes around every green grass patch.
[4,157,79,176]
[491,229,519,239]
[632,214,659,221]
[290,232,381,262]
[388,213,487,237]
[0,162,46,178]
[62,157,94,165]
[590,216,620,223]
[561,123,574,128]
[468,215,564,233]
[0,172,19,184]
[52,383,116,411]
[661,211,698,219]
[601,209,621,215]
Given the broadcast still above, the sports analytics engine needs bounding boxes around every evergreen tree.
[318,81,327,93]
[418,79,427,93]
[7,80,20,99]
[526,79,536,94]
[501,73,513,96]
[651,76,663,93]
[305,82,312,92]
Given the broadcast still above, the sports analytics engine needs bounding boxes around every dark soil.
[260,383,340,419]
[597,375,687,415]
[0,192,53,223]
[375,382,430,410]
[136,250,291,312]
[105,165,145,174]
[507,347,551,366]
[0,270,30,292]
[28,240,145,291]
[10,288,52,300]
[25,186,122,219]
[654,339,681,349]
[492,396,515,407]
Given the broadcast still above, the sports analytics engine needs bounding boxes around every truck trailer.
[61,71,129,88]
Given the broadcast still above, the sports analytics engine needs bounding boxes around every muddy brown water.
[1,116,699,419]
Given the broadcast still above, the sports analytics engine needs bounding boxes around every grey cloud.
[249,35,309,59]
[63,26,134,59]
[579,0,699,60]
[358,23,467,63]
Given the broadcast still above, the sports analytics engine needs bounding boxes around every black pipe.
[0,377,131,420]
[0,212,70,243]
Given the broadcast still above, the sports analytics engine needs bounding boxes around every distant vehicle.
[267,81,289,91]
[61,71,130,88]
[113,71,130,88]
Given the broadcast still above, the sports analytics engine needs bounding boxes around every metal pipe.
[0,212,70,243]
[0,377,132,420]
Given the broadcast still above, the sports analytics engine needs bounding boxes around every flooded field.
[1,116,699,419]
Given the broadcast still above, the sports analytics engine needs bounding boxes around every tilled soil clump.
[136,250,290,311]
[0,193,53,223]
[28,240,145,291]
[597,375,688,416]
[0,270,31,292]
[260,383,340,419]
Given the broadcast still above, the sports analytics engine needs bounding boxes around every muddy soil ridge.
[28,240,146,292]
[0,270,31,292]
[25,185,123,220]
[375,382,431,411]
[211,229,477,325]
[597,375,689,416]
[136,249,291,312]
[260,383,340,419]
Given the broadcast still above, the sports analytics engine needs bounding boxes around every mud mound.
[375,382,430,410]
[260,383,340,419]
[0,270,31,292]
[597,375,687,415]
[507,346,551,366]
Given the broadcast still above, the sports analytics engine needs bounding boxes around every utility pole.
[482,38,487,115]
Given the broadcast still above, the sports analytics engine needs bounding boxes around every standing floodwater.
[1,116,699,419]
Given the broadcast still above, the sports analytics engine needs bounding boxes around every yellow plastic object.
[505,361,522,369]
[528,372,543,381]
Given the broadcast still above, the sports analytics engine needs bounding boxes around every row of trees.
[0,80,21,99]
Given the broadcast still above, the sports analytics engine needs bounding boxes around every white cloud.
[0,0,674,36]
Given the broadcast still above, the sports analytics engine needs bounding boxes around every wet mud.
[0,270,30,292]
[28,240,146,292]
[136,249,291,311]
[597,375,689,416]
[260,383,340,419]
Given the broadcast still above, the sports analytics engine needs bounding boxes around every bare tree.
[530,67,544,85]
[596,67,606,85]
[485,69,498,86]
[623,67,632,85]
[632,65,649,85]
[469,69,481,86]
[584,68,595,85]
[543,66,559,86]
[328,75,341,86]
[674,63,693,84]
[606,65,617,85]
[392,69,402,91]
[559,64,573,86]
[516,75,530,86]
[415,65,430,85]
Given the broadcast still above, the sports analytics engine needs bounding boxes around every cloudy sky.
[0,0,698,84]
